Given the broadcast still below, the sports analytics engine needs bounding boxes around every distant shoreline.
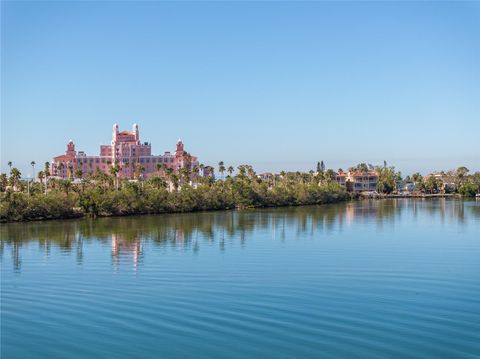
[361,193,463,199]
[2,163,478,223]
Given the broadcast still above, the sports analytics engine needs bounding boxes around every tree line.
[1,161,349,222]
[2,160,479,222]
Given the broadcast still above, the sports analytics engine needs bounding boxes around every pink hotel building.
[52,124,199,179]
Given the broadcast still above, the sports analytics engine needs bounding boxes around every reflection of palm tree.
[12,241,22,273]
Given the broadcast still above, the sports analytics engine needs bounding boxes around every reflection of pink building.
[52,124,198,179]
[111,233,142,271]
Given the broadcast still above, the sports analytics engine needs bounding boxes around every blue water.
[1,199,480,358]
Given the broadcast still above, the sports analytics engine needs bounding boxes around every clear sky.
[2,1,479,177]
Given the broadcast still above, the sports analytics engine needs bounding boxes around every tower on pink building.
[52,124,199,180]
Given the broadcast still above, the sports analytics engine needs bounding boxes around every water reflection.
[111,233,143,272]
[1,199,478,273]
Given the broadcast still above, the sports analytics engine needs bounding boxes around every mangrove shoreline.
[2,163,479,223]
[1,176,351,223]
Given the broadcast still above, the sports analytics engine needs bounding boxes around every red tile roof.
[348,171,378,177]
[53,154,73,161]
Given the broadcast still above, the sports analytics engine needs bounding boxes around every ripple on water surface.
[1,199,480,358]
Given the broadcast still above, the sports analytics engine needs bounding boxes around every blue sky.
[2,1,479,176]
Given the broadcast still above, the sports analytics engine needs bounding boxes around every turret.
[112,123,119,144]
[133,123,139,143]
[176,139,184,154]
[66,140,76,156]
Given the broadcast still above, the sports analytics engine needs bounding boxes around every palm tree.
[30,161,36,180]
[227,166,234,177]
[133,162,140,179]
[7,161,12,172]
[456,166,469,185]
[60,180,72,196]
[325,169,335,181]
[171,174,179,191]
[124,161,130,178]
[74,168,83,179]
[9,167,22,191]
[109,164,120,190]
[96,171,110,191]
[44,162,50,194]
[38,171,45,192]
[67,162,73,179]
[58,162,65,177]
[156,163,163,177]
[246,166,255,179]
[204,166,214,179]
[165,167,174,190]
[218,161,225,180]
[192,165,199,178]
[412,173,421,181]
[139,165,145,181]
[0,173,8,191]
[148,176,166,190]
[134,163,143,180]
[184,152,192,171]
[237,165,248,182]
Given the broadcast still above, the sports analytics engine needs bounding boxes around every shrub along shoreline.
[1,176,350,223]
[3,162,478,223]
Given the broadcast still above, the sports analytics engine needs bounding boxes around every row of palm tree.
[4,159,479,198]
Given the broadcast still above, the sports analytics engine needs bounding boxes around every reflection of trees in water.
[1,199,477,272]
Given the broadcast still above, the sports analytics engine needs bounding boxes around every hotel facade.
[52,124,199,179]
[336,170,379,192]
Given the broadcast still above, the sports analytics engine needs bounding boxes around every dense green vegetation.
[350,162,480,196]
[2,161,479,223]
[1,164,349,222]
[407,167,480,195]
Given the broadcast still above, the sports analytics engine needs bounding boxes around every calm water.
[1,199,480,358]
